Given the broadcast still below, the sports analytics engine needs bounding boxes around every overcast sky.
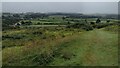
[2,2,118,14]
[1,0,119,2]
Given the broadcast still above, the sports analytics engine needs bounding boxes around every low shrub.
[66,23,93,31]
[32,53,54,65]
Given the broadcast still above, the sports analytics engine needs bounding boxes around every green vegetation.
[2,13,119,66]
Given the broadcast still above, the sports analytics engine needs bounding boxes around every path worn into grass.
[50,29,118,66]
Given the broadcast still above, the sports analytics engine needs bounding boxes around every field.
[2,13,119,66]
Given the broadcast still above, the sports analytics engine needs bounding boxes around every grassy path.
[50,29,118,66]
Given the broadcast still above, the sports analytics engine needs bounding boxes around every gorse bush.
[60,51,75,60]
[66,23,93,31]
[95,23,114,29]
[2,34,25,40]
[32,31,43,35]
[32,53,54,65]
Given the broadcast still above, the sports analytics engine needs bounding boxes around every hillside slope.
[49,29,118,66]
[2,28,118,66]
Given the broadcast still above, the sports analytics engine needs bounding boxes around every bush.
[60,51,75,60]
[2,34,25,40]
[37,22,42,25]
[95,23,113,29]
[96,18,101,23]
[32,53,54,65]
[61,35,65,38]
[32,31,43,35]
[66,23,93,31]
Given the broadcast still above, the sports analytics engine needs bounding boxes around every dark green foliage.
[20,21,25,24]
[85,19,88,23]
[67,23,93,31]
[2,18,20,30]
[96,18,101,23]
[32,31,43,35]
[95,23,114,29]
[24,21,32,25]
[32,53,54,65]
[106,20,110,23]
[90,22,96,28]
[90,22,95,25]
[42,36,47,39]
[37,22,42,25]
[62,16,66,20]
[2,34,25,40]
[23,13,48,19]
[67,21,70,25]
[61,35,65,38]
[60,52,75,60]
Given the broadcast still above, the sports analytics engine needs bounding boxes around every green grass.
[2,27,118,66]
[103,25,118,33]
[49,29,118,66]
[2,17,118,66]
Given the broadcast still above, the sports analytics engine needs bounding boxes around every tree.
[96,18,101,23]
[21,21,25,24]
[53,18,55,20]
[24,21,32,25]
[90,22,95,25]
[67,21,70,25]
[28,21,32,25]
[62,16,66,20]
[106,20,110,23]
[85,19,88,23]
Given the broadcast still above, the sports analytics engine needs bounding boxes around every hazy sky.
[1,0,119,2]
[2,2,118,14]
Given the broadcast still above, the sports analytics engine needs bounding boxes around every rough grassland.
[49,29,118,66]
[2,28,118,66]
